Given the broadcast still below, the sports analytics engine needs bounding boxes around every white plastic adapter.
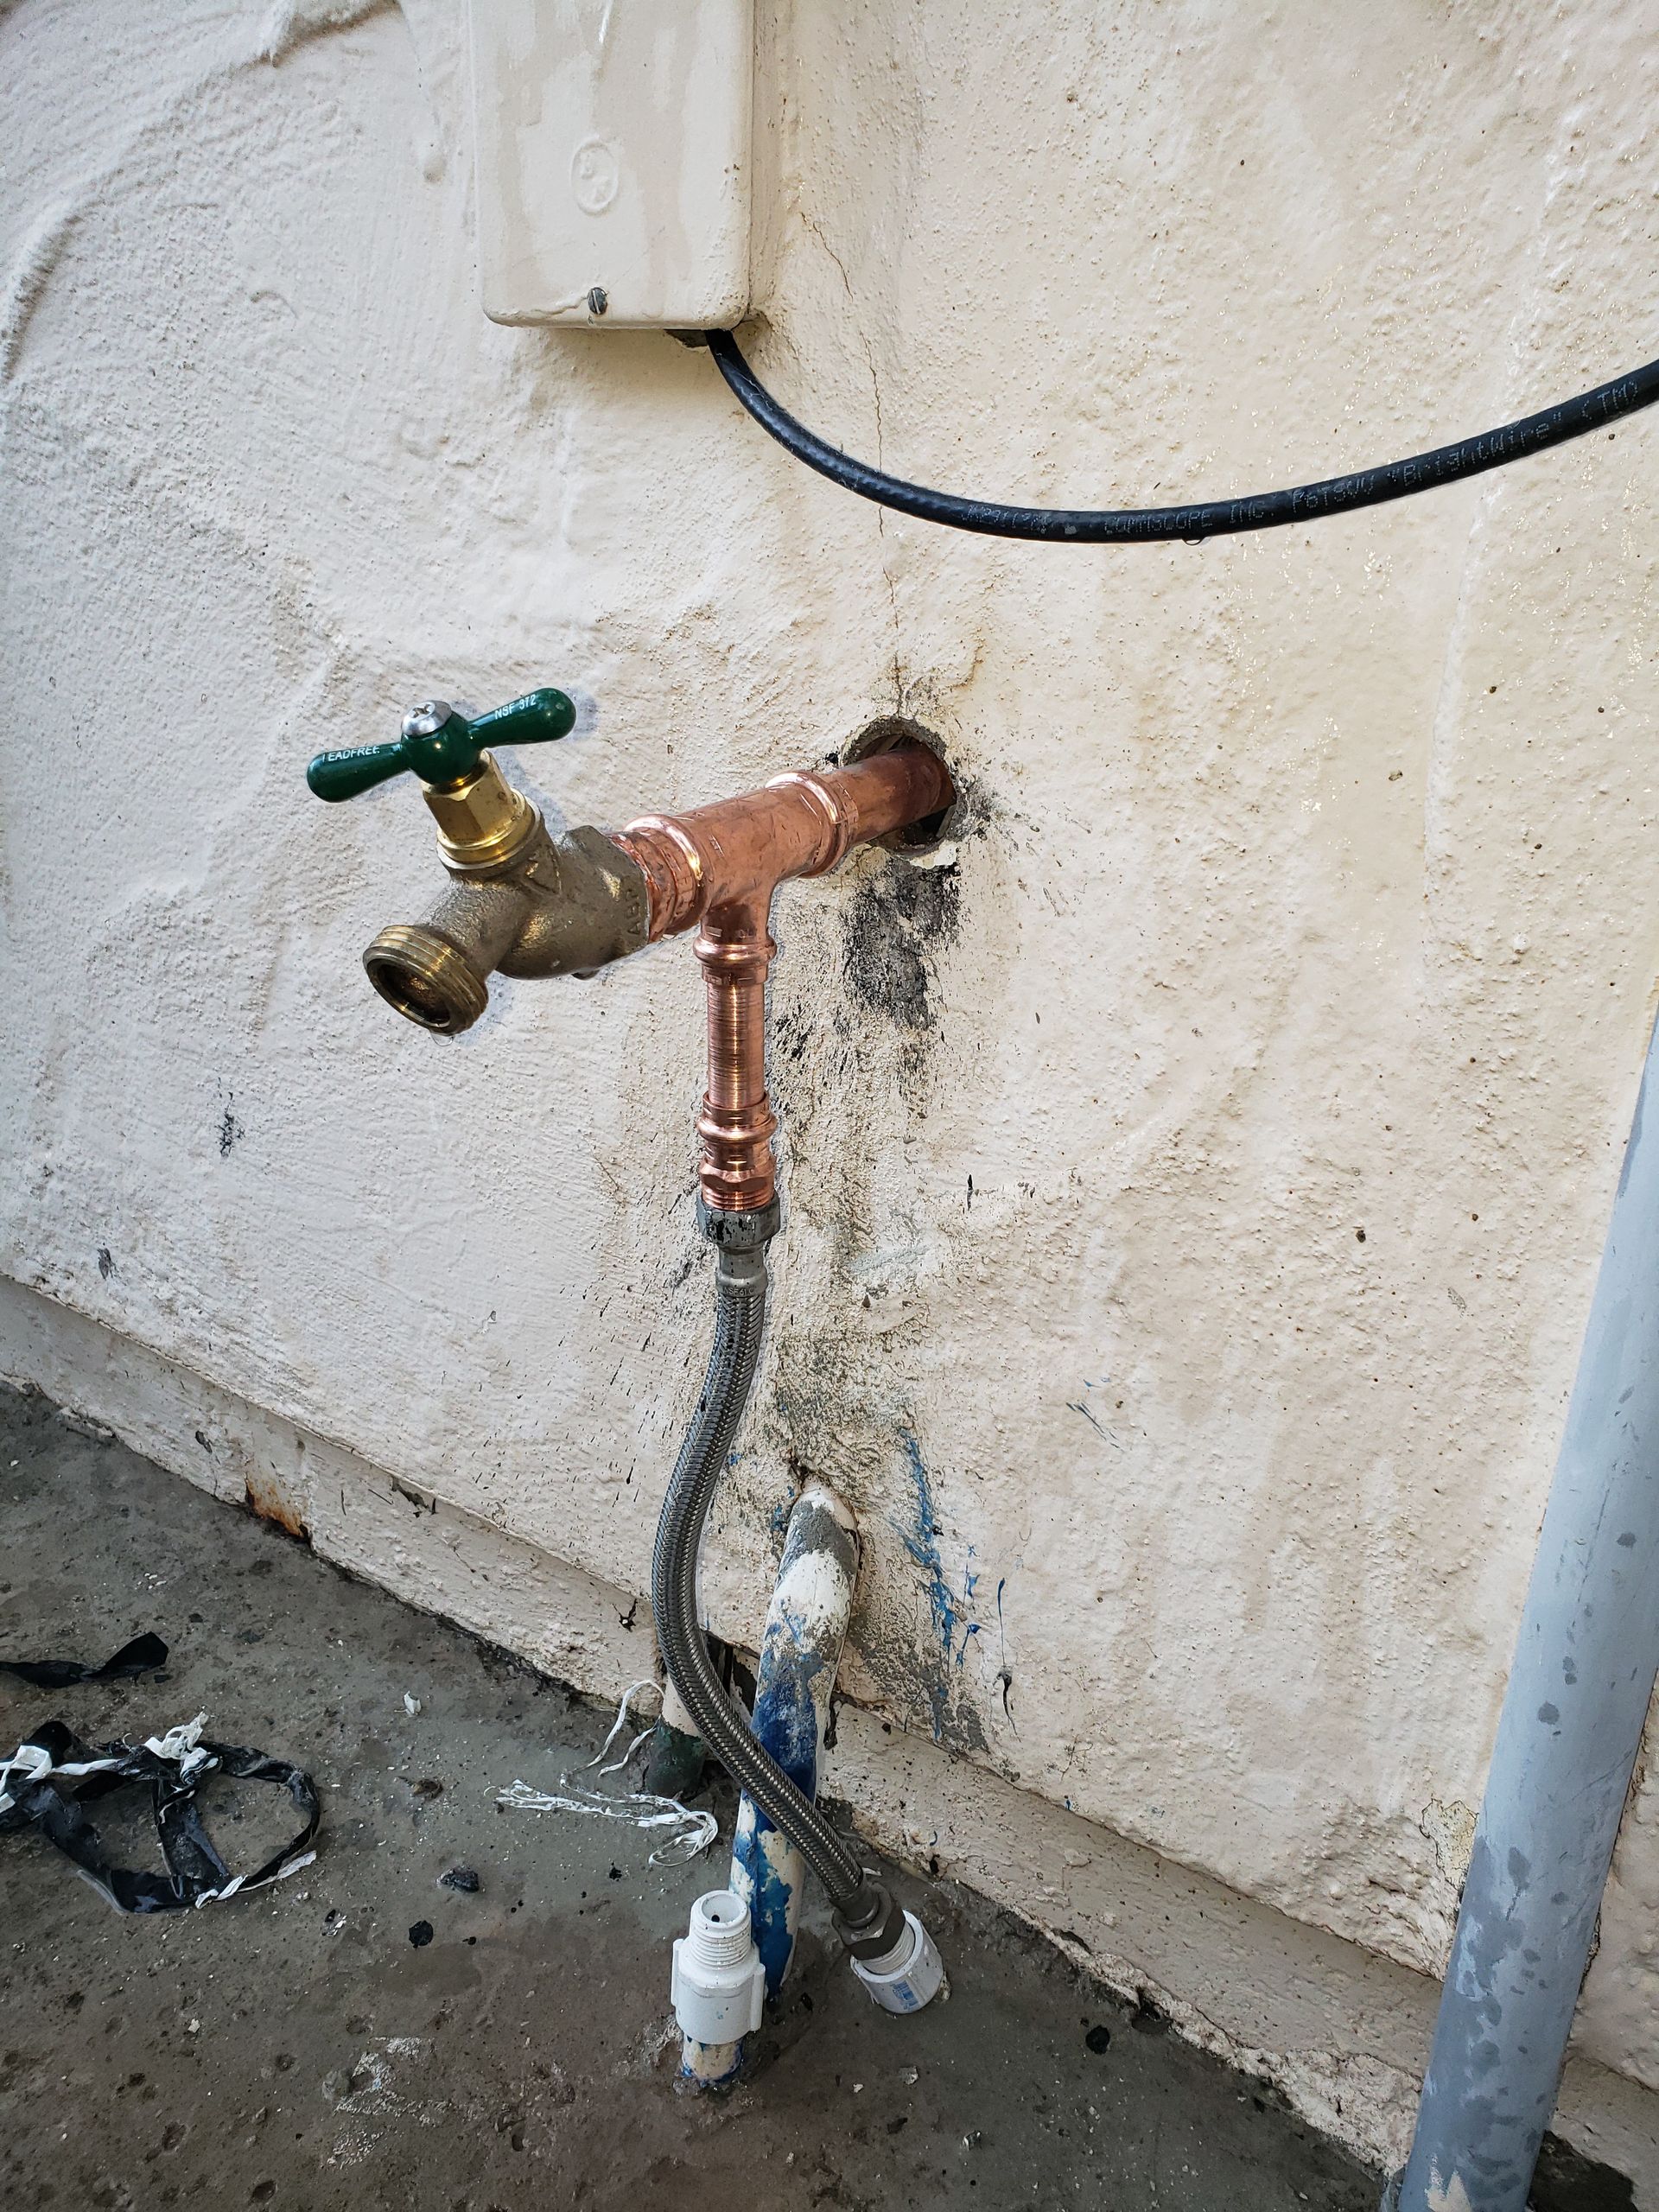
[671,1889,766,2044]
[849,1910,948,2014]
[468,0,753,328]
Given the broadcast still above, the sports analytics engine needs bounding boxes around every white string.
[497,1678,718,1868]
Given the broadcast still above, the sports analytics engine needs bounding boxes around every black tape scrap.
[1,1637,321,1913]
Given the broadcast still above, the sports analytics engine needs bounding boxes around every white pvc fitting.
[849,1910,948,2014]
[671,1889,766,2047]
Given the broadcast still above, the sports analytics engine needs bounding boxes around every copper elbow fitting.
[611,743,952,1213]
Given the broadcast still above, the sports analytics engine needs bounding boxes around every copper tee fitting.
[611,744,952,1212]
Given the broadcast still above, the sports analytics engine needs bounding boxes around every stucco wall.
[5,0,1658,2108]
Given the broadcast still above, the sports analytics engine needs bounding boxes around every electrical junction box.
[468,0,753,329]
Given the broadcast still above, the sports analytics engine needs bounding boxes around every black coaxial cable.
[706,327,1659,543]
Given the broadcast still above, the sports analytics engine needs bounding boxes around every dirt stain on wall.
[842,853,962,1035]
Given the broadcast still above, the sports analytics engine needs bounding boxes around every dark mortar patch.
[842,854,961,1033]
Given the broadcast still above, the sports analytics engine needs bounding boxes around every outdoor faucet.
[311,688,957,2020]
[308,689,953,1214]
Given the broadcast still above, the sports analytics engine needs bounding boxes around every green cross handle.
[306,689,577,802]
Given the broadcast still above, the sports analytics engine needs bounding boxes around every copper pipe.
[610,743,952,1211]
[694,895,778,1211]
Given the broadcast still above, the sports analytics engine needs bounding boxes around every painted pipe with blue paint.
[729,1482,861,2003]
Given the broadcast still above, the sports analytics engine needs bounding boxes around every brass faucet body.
[362,753,651,1028]
[364,741,953,1213]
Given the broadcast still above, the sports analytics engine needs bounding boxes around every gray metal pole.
[1391,1013,1659,2211]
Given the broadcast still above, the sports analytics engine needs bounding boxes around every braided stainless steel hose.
[651,1211,896,1947]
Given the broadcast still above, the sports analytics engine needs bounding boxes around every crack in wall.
[798,206,905,706]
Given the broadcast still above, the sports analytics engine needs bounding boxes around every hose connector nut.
[831,1879,906,1960]
[696,1197,782,1249]
[671,1891,766,2045]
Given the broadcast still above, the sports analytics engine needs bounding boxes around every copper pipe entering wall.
[610,743,952,1211]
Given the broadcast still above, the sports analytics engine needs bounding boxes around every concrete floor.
[0,1385,1383,2211]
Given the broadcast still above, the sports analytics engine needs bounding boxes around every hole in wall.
[840,715,957,855]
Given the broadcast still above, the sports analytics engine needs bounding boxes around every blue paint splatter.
[736,1599,827,1993]
[752,1615,823,1784]
[893,1433,995,1735]
[898,1433,959,1650]
[732,1824,798,1995]
[957,1549,982,1664]
[1066,1398,1122,1449]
